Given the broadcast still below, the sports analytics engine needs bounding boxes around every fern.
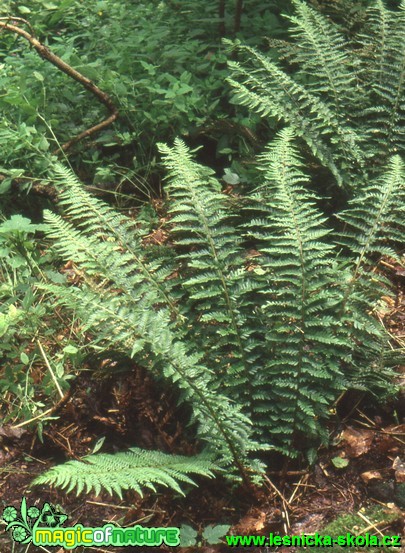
[335,155,404,392]
[158,139,260,406]
[361,1,405,158]
[33,129,402,495]
[227,0,404,188]
[286,0,356,114]
[33,448,217,499]
[244,129,346,454]
[47,164,179,319]
[39,164,261,484]
[227,42,362,188]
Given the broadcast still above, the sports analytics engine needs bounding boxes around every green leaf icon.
[179,524,198,547]
[202,524,231,544]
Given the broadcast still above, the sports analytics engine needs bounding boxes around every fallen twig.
[0,18,119,154]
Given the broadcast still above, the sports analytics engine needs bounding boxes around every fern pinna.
[34,123,403,496]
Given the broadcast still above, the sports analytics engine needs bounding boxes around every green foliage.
[33,448,217,499]
[1,0,401,499]
[0,214,80,427]
[180,523,231,547]
[159,140,258,403]
[246,129,346,453]
[32,124,403,493]
[301,505,402,552]
[0,123,54,194]
[227,0,404,189]
[334,156,404,393]
[0,0,287,185]
[39,163,261,477]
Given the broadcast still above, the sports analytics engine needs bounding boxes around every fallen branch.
[0,17,119,154]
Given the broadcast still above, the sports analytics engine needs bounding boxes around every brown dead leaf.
[232,509,267,534]
[0,425,26,440]
[392,457,405,483]
[341,426,374,457]
[360,470,383,484]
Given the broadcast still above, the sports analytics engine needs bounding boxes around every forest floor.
[0,265,404,552]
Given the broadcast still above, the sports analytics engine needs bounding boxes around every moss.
[299,505,401,552]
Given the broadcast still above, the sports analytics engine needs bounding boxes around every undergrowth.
[31,134,403,496]
[0,0,402,500]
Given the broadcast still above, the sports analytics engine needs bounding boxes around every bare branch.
[0,19,119,154]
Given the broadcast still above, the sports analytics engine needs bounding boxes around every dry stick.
[37,339,64,399]
[0,20,119,154]
[263,474,291,507]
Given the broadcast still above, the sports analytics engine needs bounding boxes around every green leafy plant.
[227,0,404,189]
[0,214,82,428]
[179,523,231,547]
[33,448,217,499]
[29,119,403,494]
[0,0,288,186]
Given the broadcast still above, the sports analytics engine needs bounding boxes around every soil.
[1,264,404,553]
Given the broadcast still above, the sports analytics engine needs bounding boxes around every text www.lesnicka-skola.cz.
[225,532,402,548]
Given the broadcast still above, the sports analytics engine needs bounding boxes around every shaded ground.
[0,263,404,552]
[1,371,404,552]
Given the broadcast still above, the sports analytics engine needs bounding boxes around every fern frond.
[227,1,403,185]
[159,139,260,405]
[40,168,263,476]
[227,43,364,188]
[362,1,405,157]
[245,129,345,453]
[286,0,356,113]
[38,281,259,470]
[33,448,218,499]
[337,156,404,277]
[334,156,404,392]
[49,164,179,318]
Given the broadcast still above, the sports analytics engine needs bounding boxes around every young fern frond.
[33,448,218,499]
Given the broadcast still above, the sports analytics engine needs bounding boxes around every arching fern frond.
[286,0,356,113]
[158,139,260,406]
[40,173,261,479]
[33,448,218,499]
[48,163,179,318]
[227,42,364,189]
[227,0,403,188]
